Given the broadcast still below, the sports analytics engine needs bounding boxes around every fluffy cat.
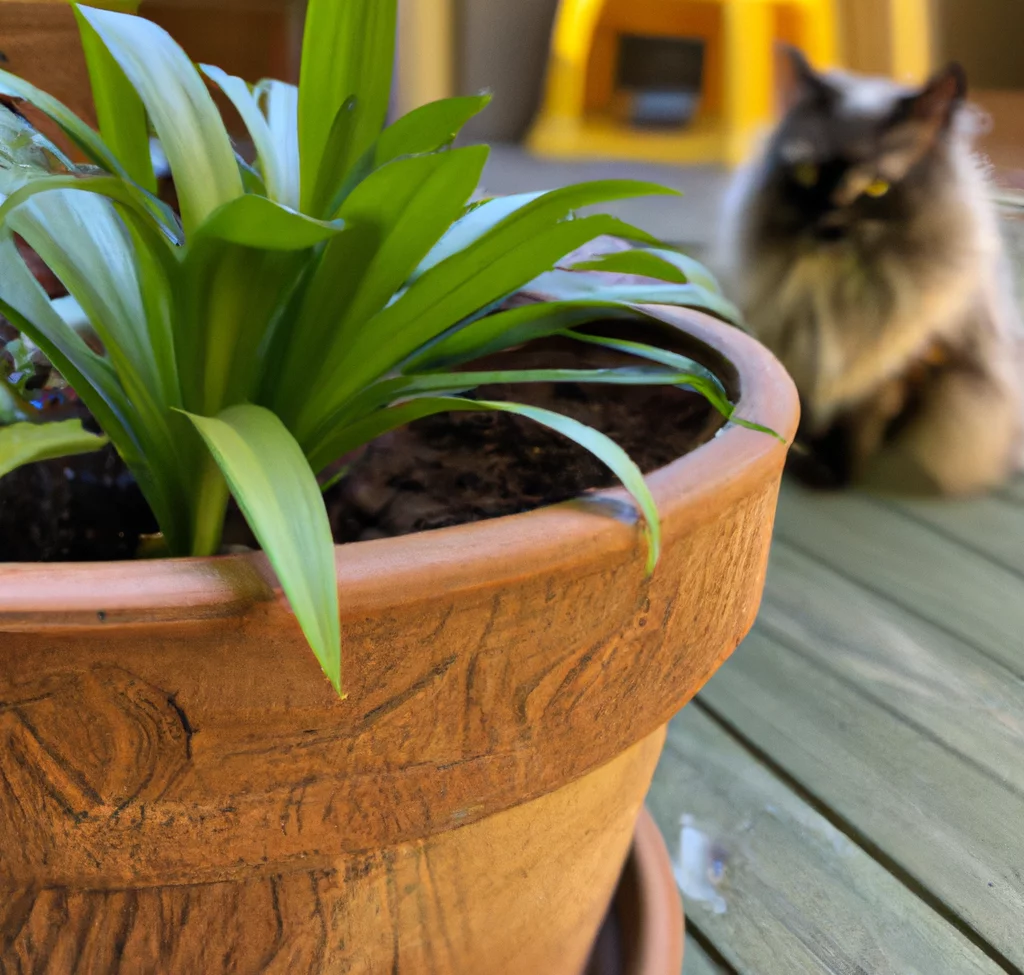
[717,50,1023,495]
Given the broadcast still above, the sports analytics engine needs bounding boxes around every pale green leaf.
[201,65,287,206]
[0,68,122,174]
[527,269,743,325]
[78,5,243,234]
[74,4,155,191]
[0,419,108,480]
[184,404,342,693]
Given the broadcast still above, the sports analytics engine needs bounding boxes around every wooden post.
[395,0,454,116]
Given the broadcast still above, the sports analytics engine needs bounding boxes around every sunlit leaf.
[0,419,108,480]
[74,3,155,191]
[78,5,242,234]
[298,0,395,212]
[184,404,342,693]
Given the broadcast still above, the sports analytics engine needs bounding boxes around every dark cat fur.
[718,50,1022,495]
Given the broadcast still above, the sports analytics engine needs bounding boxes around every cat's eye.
[865,178,890,198]
[793,163,819,188]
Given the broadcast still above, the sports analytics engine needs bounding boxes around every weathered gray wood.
[772,485,1024,676]
[682,933,723,975]
[761,542,1024,794]
[697,631,1024,968]
[882,494,1024,577]
[648,707,1005,975]
[997,477,1024,506]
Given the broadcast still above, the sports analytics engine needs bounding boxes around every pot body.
[0,309,798,974]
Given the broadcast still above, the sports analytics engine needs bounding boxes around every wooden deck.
[648,480,1024,974]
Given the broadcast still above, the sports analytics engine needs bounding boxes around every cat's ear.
[884,63,967,167]
[907,63,967,126]
[776,44,833,112]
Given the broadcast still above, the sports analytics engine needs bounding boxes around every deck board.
[761,542,1024,794]
[697,631,1024,967]
[682,936,725,975]
[648,480,1024,974]
[772,486,1024,677]
[648,707,1006,975]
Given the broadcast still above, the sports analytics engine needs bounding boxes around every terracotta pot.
[585,808,684,975]
[0,307,797,974]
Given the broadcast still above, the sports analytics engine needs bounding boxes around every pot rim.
[0,306,798,627]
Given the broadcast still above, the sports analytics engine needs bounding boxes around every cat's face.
[759,54,966,246]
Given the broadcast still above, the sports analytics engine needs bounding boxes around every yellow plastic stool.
[527,0,838,166]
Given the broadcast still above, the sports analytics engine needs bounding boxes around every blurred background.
[4,0,1024,255]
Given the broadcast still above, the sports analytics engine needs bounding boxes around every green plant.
[0,0,762,694]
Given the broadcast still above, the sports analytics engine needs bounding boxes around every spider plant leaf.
[6,187,179,409]
[74,4,155,192]
[298,0,395,212]
[527,269,743,325]
[306,395,661,572]
[307,96,357,218]
[0,171,181,245]
[401,299,639,373]
[325,94,493,215]
[201,65,289,207]
[281,147,487,424]
[259,81,300,209]
[568,249,691,284]
[323,364,714,433]
[184,404,342,694]
[639,247,725,294]
[0,419,108,480]
[0,227,192,550]
[376,95,492,164]
[77,5,242,235]
[194,195,346,250]
[0,69,122,174]
[564,330,781,439]
[413,180,677,280]
[310,213,666,423]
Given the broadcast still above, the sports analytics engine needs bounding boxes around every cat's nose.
[814,212,847,242]
[816,224,846,242]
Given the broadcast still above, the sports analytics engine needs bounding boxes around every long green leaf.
[194,195,346,250]
[376,95,491,165]
[306,96,357,218]
[74,3,155,191]
[282,147,488,423]
[0,227,192,551]
[401,299,640,373]
[325,95,493,216]
[319,364,715,435]
[306,213,663,428]
[201,65,288,207]
[306,395,661,572]
[568,249,690,284]
[0,68,123,173]
[298,0,396,212]
[184,404,342,693]
[412,180,675,281]
[0,419,108,479]
[565,330,782,439]
[261,81,300,207]
[527,269,743,325]
[78,5,242,234]
[0,171,182,245]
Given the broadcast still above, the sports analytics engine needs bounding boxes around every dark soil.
[0,335,723,562]
[327,343,721,543]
